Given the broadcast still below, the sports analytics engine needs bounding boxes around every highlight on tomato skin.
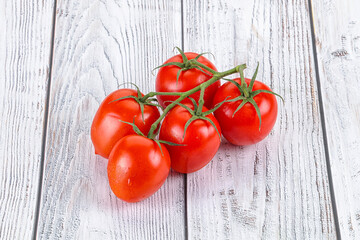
[159,104,221,174]
[212,78,278,146]
[155,52,219,109]
[107,135,171,203]
[90,89,160,159]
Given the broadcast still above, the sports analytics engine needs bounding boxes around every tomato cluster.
[91,48,280,202]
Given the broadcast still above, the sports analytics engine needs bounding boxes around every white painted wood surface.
[184,0,336,239]
[0,1,54,239]
[35,1,185,239]
[2,0,360,239]
[311,0,360,239]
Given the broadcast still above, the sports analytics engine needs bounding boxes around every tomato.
[107,135,170,202]
[212,78,278,145]
[159,104,221,173]
[155,52,219,109]
[91,89,160,159]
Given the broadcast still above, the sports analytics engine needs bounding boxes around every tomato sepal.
[110,83,165,122]
[251,89,284,102]
[153,47,217,86]
[222,65,283,130]
[118,119,145,137]
[248,62,259,91]
[170,100,222,141]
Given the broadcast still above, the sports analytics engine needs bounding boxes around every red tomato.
[212,78,278,145]
[91,89,160,159]
[159,104,221,173]
[107,135,170,202]
[155,52,219,109]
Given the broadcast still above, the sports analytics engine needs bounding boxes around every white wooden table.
[1,0,360,239]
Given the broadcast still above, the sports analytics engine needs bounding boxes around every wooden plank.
[0,0,54,239]
[311,0,360,238]
[36,1,185,239]
[184,0,336,238]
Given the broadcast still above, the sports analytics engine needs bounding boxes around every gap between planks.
[32,1,58,239]
[307,0,341,239]
[181,0,189,239]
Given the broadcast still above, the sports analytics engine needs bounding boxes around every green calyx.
[110,82,162,123]
[119,118,145,137]
[146,61,246,139]
[152,47,217,85]
[175,97,228,141]
[154,139,185,156]
[223,63,284,130]
[119,118,184,156]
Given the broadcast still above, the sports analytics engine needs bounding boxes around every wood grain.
[0,1,54,239]
[183,0,336,238]
[36,1,185,239]
[311,0,360,238]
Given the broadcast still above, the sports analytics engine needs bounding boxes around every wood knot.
[331,49,349,57]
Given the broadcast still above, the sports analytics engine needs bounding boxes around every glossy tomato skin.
[159,104,221,173]
[107,135,170,203]
[91,89,160,159]
[212,78,278,145]
[156,52,219,109]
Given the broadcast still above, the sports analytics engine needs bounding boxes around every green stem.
[191,60,218,75]
[238,65,249,98]
[141,91,183,102]
[147,64,245,139]
[196,87,205,115]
